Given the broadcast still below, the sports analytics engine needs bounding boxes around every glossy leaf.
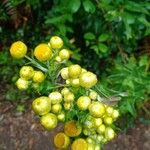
[98,43,108,53]
[98,33,109,42]
[83,0,96,13]
[84,32,96,40]
[68,0,81,13]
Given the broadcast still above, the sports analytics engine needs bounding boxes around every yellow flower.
[54,132,70,149]
[71,138,88,150]
[33,71,45,83]
[34,43,52,61]
[64,121,82,137]
[50,36,63,49]
[10,41,27,59]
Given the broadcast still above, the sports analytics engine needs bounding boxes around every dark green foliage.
[0,51,25,82]
[97,56,150,128]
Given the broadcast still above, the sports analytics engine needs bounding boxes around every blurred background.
[0,0,150,150]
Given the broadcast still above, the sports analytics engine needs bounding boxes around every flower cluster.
[10,36,119,150]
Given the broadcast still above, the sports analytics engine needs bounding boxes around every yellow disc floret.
[40,113,57,130]
[32,96,51,116]
[71,138,88,150]
[50,36,63,49]
[59,49,70,60]
[105,127,115,141]
[60,67,69,79]
[49,91,62,104]
[54,132,70,149]
[34,43,52,61]
[16,78,29,90]
[77,96,91,110]
[51,103,62,114]
[68,64,82,78]
[33,71,45,83]
[10,41,27,59]
[79,71,97,88]
[64,121,82,137]
[20,66,34,80]
[89,102,105,118]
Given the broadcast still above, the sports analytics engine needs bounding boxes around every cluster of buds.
[10,35,119,150]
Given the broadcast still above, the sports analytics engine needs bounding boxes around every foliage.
[97,55,150,128]
[45,0,150,57]
[0,50,30,102]
[1,0,150,64]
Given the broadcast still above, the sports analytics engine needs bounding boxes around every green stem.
[145,59,150,72]
[48,84,69,90]
[142,105,150,117]
[95,85,109,98]
[25,56,48,73]
[47,50,61,82]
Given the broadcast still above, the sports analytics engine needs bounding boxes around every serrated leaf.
[84,32,95,40]
[98,43,108,53]
[68,0,81,13]
[83,0,96,13]
[98,33,109,42]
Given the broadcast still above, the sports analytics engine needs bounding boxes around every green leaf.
[101,0,111,4]
[45,14,72,24]
[98,43,108,53]
[98,33,109,42]
[122,78,134,90]
[83,0,96,13]
[85,41,90,46]
[124,22,132,40]
[145,28,150,36]
[138,16,150,27]
[125,1,149,15]
[143,2,150,10]
[122,12,135,25]
[68,0,81,13]
[139,55,149,67]
[58,24,67,35]
[90,45,99,55]
[119,98,136,117]
[84,32,96,40]
[126,99,136,117]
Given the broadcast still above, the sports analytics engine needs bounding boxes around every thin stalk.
[95,85,109,98]
[25,55,48,73]
[48,84,69,90]
[142,105,150,117]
